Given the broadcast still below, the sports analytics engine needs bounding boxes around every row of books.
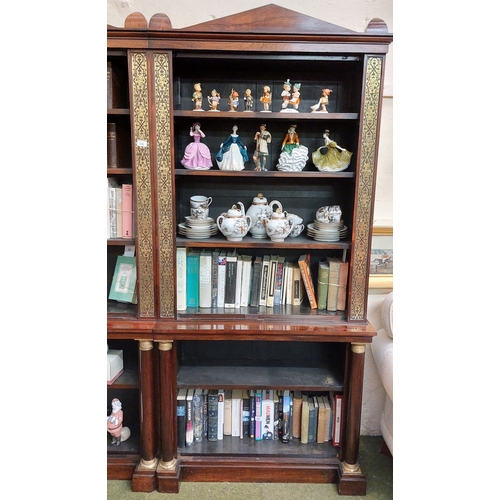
[176,250,348,311]
[107,177,133,239]
[177,388,343,448]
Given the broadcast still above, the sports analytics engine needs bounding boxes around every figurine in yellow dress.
[312,130,352,172]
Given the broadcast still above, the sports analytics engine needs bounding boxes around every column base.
[337,461,367,496]
[131,458,158,492]
[156,458,181,493]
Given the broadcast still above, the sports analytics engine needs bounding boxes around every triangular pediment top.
[180,4,357,35]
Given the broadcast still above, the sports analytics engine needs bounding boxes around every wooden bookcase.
[107,5,392,496]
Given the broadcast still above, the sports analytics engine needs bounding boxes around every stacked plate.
[178,216,218,239]
[306,219,349,242]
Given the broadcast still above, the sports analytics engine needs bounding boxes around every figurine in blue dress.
[216,125,248,171]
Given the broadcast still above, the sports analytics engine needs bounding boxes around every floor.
[107,436,392,499]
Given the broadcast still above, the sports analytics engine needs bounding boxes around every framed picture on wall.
[369,226,393,289]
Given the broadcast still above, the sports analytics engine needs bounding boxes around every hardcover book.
[199,250,213,308]
[202,389,209,438]
[333,393,343,447]
[336,261,349,311]
[185,389,194,446]
[317,259,330,310]
[273,256,286,306]
[300,394,310,444]
[217,389,225,440]
[224,252,238,308]
[282,390,291,443]
[266,255,279,307]
[242,390,250,438]
[108,178,118,239]
[186,249,201,308]
[292,390,302,439]
[273,390,280,440]
[107,122,118,168]
[207,389,219,442]
[217,252,227,308]
[316,396,327,443]
[231,389,243,437]
[326,257,341,311]
[176,248,187,311]
[249,390,256,439]
[234,254,243,308]
[322,395,333,442]
[250,256,263,307]
[298,254,318,309]
[223,389,232,436]
[292,263,305,306]
[193,389,204,443]
[255,389,263,440]
[211,249,220,308]
[262,390,274,439]
[108,255,137,303]
[259,256,271,306]
[240,255,253,307]
[308,396,318,443]
[121,183,133,238]
[177,388,187,448]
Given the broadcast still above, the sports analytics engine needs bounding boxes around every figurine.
[181,122,213,170]
[192,82,204,111]
[311,88,333,113]
[243,88,254,111]
[276,124,309,171]
[215,124,248,171]
[280,79,292,110]
[207,89,221,111]
[107,398,131,446]
[260,85,272,112]
[312,130,352,172]
[289,83,301,111]
[253,123,272,171]
[227,88,240,111]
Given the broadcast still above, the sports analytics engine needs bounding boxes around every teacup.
[191,207,209,220]
[190,195,212,219]
[289,223,305,237]
[286,213,303,225]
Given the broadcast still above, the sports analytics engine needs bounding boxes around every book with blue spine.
[186,249,201,308]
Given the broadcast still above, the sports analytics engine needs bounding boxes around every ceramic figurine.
[253,123,272,171]
[276,124,309,171]
[280,79,292,111]
[289,83,301,111]
[107,398,131,446]
[192,82,204,111]
[260,85,272,112]
[227,88,240,111]
[215,124,248,171]
[312,130,352,172]
[243,88,254,111]
[181,122,213,170]
[311,88,333,113]
[207,89,221,111]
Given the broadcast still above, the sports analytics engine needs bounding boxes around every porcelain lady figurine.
[243,88,254,111]
[276,124,309,171]
[260,85,272,112]
[228,88,240,111]
[311,88,333,113]
[253,124,272,171]
[217,202,252,241]
[263,207,295,242]
[207,89,221,111]
[181,123,213,170]
[312,130,352,172]
[215,125,248,171]
[246,194,282,238]
[192,82,203,111]
[107,398,131,446]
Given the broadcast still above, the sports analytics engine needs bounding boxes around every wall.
[107,0,393,436]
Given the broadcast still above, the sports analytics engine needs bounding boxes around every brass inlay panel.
[131,52,155,318]
[350,56,383,321]
[154,53,175,318]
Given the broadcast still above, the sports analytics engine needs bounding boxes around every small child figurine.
[260,85,272,112]
[280,79,292,110]
[290,83,301,111]
[192,82,204,111]
[207,89,221,111]
[311,88,333,113]
[253,123,272,171]
[243,88,254,111]
[228,89,240,111]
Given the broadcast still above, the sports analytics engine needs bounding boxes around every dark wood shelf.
[107,237,135,246]
[174,168,355,178]
[174,110,358,120]
[107,168,133,175]
[107,368,139,389]
[107,108,130,115]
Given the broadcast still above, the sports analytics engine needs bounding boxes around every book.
[249,256,263,307]
[284,262,293,305]
[266,255,279,307]
[176,388,187,448]
[255,389,263,440]
[121,183,133,238]
[193,389,204,443]
[185,389,194,446]
[108,178,118,239]
[107,61,113,108]
[292,390,302,439]
[308,396,318,443]
[273,256,286,306]
[326,257,341,311]
[298,254,318,309]
[202,389,209,438]
[211,249,220,308]
[249,390,256,439]
[199,250,213,308]
[217,389,225,440]
[316,396,327,443]
[176,248,187,311]
[333,393,343,447]
[322,395,332,443]
[282,390,291,443]
[273,391,280,440]
[316,259,330,310]
[336,261,349,311]
[300,394,310,444]
[224,252,238,308]
[242,390,250,437]
[231,389,243,437]
[277,390,283,440]
[107,122,118,168]
[259,256,271,306]
[109,255,137,303]
[223,389,232,436]
[207,389,219,442]
[115,187,123,238]
[216,252,227,308]
[234,254,243,308]
[289,391,294,441]
[262,390,274,439]
[240,255,253,307]
[186,249,201,308]
[292,263,305,306]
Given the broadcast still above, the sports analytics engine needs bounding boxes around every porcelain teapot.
[217,202,252,241]
[263,206,295,242]
[246,194,282,239]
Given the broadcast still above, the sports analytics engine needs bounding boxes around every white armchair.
[371,291,393,455]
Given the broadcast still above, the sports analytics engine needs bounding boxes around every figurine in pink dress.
[181,122,213,170]
[107,398,124,445]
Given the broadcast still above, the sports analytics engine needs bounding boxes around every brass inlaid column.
[157,340,178,470]
[341,343,366,473]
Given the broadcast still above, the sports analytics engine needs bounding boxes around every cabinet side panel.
[130,51,155,318]
[154,52,175,318]
[350,56,383,321]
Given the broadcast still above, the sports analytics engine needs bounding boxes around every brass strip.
[138,340,154,351]
[158,458,177,470]
[341,461,362,475]
[158,341,173,351]
[351,344,366,354]
[138,457,158,470]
